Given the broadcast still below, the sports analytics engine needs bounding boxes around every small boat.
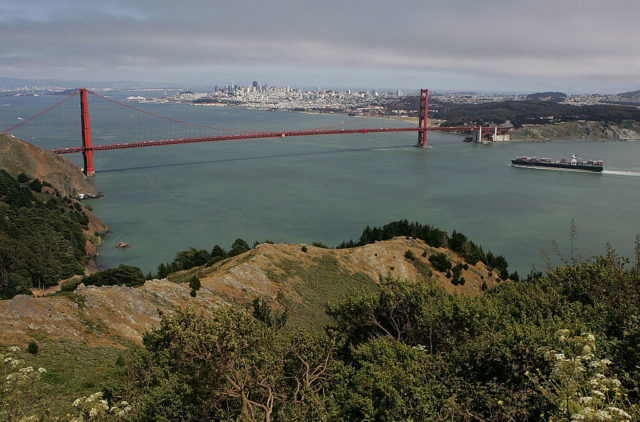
[117,241,130,249]
[510,154,603,173]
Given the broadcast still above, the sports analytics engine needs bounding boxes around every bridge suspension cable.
[2,88,497,175]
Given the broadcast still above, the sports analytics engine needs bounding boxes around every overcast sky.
[1,0,639,93]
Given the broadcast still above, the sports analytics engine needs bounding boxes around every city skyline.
[1,0,640,94]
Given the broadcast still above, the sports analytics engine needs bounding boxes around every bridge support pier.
[417,89,428,148]
[80,89,95,176]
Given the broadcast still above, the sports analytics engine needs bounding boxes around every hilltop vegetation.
[435,100,640,128]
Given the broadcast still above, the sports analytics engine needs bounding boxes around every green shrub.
[451,263,464,285]
[17,173,30,183]
[428,253,452,273]
[27,340,38,355]
[312,241,328,248]
[80,265,144,288]
[229,238,251,256]
[189,275,201,291]
[210,245,228,258]
[301,246,308,253]
[404,250,416,261]
[28,178,43,192]
[500,268,509,280]
[60,278,82,292]
[206,256,224,267]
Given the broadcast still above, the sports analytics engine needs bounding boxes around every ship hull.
[510,160,603,173]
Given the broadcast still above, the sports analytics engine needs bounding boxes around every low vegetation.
[339,220,510,276]
[61,265,145,292]
[0,250,628,421]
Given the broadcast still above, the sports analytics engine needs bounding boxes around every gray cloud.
[1,0,639,92]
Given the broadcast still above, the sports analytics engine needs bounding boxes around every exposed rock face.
[0,238,502,347]
[0,132,97,197]
[1,280,224,345]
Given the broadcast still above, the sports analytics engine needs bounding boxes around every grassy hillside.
[0,229,508,419]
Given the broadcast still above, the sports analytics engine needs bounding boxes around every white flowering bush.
[527,330,637,422]
[0,346,48,421]
[1,346,131,422]
[70,391,132,421]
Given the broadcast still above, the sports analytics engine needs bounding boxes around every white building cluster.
[140,84,407,114]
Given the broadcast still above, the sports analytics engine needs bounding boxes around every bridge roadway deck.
[52,126,482,154]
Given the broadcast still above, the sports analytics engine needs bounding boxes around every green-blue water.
[2,92,639,275]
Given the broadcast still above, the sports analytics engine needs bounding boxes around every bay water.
[1,91,639,275]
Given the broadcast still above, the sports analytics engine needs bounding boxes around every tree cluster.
[156,238,251,278]
[436,100,640,127]
[0,170,88,298]
[61,265,145,292]
[339,220,510,277]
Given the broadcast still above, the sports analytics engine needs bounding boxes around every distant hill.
[435,100,640,127]
[613,89,640,105]
[617,89,640,100]
[525,91,567,102]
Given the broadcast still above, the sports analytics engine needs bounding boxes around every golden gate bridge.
[3,88,503,176]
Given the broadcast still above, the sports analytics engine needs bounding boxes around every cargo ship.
[510,154,603,173]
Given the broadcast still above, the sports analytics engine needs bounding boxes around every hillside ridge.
[0,237,502,347]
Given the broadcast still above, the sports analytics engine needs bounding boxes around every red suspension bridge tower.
[417,89,428,148]
[79,89,95,176]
